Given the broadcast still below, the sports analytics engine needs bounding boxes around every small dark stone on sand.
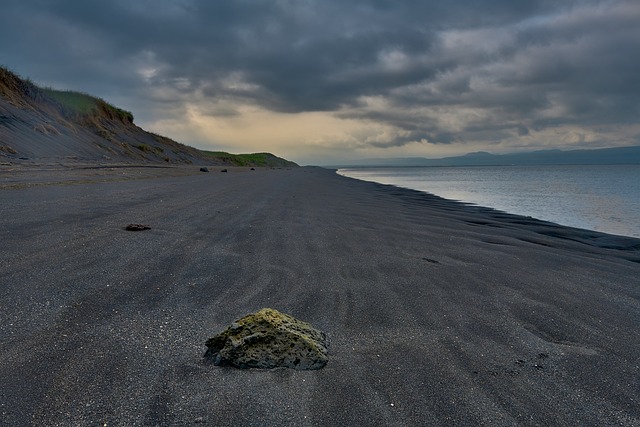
[125,224,151,231]
[221,169,228,173]
[200,167,209,172]
[204,308,328,370]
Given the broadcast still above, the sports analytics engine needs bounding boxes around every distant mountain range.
[0,66,297,167]
[332,146,640,167]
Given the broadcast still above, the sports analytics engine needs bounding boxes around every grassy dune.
[42,88,134,123]
[202,151,298,167]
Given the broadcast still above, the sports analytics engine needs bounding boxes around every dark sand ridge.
[0,166,638,426]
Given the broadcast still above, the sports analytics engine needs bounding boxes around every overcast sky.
[1,0,639,164]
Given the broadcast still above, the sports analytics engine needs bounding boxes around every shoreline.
[337,164,640,239]
[1,166,638,425]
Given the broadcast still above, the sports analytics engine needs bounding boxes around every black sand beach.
[1,165,639,426]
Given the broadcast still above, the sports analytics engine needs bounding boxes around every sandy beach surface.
[1,165,639,426]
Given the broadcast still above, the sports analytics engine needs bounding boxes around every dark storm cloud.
[1,0,638,148]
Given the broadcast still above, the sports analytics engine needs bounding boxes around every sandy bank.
[0,166,638,426]
[0,163,266,189]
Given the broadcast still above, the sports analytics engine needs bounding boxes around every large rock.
[204,308,328,370]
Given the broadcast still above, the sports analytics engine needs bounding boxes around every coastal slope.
[0,167,638,426]
[0,67,297,167]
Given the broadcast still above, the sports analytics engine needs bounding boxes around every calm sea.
[338,165,640,238]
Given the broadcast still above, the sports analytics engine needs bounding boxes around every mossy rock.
[204,308,328,370]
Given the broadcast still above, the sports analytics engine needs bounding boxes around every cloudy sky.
[1,0,639,164]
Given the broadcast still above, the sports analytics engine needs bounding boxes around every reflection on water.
[338,165,640,238]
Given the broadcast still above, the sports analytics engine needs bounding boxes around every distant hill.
[333,146,640,167]
[0,66,297,167]
[201,151,298,167]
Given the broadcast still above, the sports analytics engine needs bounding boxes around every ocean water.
[338,165,640,238]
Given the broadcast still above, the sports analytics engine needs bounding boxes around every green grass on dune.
[202,151,297,167]
[1,66,133,123]
[43,88,134,123]
[43,89,97,114]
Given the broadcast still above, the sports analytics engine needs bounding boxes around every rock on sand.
[204,308,328,370]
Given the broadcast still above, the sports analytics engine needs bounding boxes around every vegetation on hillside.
[42,88,134,123]
[1,65,133,123]
[202,151,298,167]
[0,65,297,166]
[0,65,44,105]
